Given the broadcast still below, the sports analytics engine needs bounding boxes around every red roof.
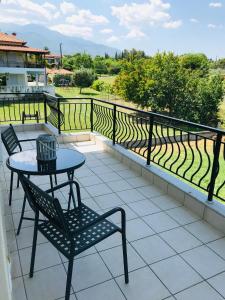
[45,54,61,59]
[0,32,25,45]
[46,68,73,75]
[0,45,49,54]
[0,32,49,54]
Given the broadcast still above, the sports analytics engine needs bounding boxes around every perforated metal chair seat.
[38,204,119,258]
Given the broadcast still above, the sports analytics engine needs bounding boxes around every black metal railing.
[0,92,224,202]
[0,93,45,124]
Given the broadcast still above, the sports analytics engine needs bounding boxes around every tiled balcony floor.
[2,130,225,300]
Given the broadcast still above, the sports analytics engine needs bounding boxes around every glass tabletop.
[6,148,86,175]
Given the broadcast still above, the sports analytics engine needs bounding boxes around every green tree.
[180,53,209,75]
[114,52,224,125]
[93,56,108,74]
[73,68,96,93]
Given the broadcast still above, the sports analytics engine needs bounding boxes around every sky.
[1,0,225,58]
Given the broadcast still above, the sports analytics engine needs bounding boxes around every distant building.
[0,32,54,95]
[45,54,61,68]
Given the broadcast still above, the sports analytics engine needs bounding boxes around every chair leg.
[49,175,54,198]
[29,213,39,278]
[9,171,14,206]
[121,210,129,284]
[16,195,26,235]
[17,174,20,188]
[54,174,57,185]
[65,256,74,300]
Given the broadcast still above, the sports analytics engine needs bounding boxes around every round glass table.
[6,148,86,176]
[6,148,86,235]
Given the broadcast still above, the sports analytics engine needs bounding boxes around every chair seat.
[38,204,119,258]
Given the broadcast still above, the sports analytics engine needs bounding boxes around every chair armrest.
[71,207,126,236]
[45,180,78,193]
[19,138,37,142]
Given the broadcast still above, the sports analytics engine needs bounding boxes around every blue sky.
[1,0,225,57]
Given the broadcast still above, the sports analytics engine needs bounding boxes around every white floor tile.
[116,267,170,300]
[137,186,165,199]
[208,237,225,260]
[151,256,202,294]
[126,218,154,242]
[175,281,224,300]
[128,199,161,217]
[116,189,146,204]
[24,264,67,300]
[100,244,145,277]
[208,272,225,298]
[76,280,125,300]
[94,193,123,209]
[70,253,112,292]
[166,207,200,225]
[85,183,112,197]
[185,220,224,243]
[181,246,225,279]
[106,179,133,192]
[143,212,179,233]
[19,243,61,275]
[12,277,26,300]
[160,227,202,253]
[132,235,175,264]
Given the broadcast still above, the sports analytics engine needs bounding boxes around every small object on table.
[36,134,57,161]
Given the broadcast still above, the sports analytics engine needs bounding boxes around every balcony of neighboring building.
[0,51,45,70]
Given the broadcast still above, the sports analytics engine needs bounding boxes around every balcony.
[0,61,45,69]
[1,92,225,300]
[0,85,55,95]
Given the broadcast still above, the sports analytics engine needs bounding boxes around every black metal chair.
[1,124,57,207]
[1,124,36,206]
[19,174,129,300]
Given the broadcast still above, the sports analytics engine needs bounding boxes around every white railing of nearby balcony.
[0,85,55,95]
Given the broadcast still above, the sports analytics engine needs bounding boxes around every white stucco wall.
[0,189,12,300]
[7,74,27,86]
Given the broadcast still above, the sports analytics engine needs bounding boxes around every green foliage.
[213,58,225,69]
[92,80,105,91]
[53,74,72,87]
[73,68,96,93]
[180,53,209,75]
[93,56,108,74]
[63,53,93,70]
[114,52,224,126]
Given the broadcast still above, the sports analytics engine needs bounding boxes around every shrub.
[73,68,96,93]
[53,74,72,87]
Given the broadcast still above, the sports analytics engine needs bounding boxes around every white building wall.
[7,74,27,86]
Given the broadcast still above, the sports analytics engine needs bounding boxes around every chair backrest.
[1,124,22,155]
[19,174,68,232]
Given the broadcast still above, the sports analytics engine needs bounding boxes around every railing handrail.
[52,96,225,135]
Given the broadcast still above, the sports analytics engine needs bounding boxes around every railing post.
[112,104,117,145]
[44,94,47,124]
[57,97,61,135]
[147,115,154,165]
[208,133,222,201]
[90,99,94,132]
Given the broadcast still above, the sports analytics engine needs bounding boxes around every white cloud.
[126,28,146,38]
[163,20,182,29]
[111,0,171,28]
[50,24,92,39]
[209,2,222,7]
[106,35,119,43]
[190,18,199,23]
[42,2,57,11]
[208,23,223,29]
[66,10,108,25]
[111,0,182,38]
[60,1,76,15]
[0,0,110,39]
[100,28,113,34]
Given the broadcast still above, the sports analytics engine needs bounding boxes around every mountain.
[0,24,119,56]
